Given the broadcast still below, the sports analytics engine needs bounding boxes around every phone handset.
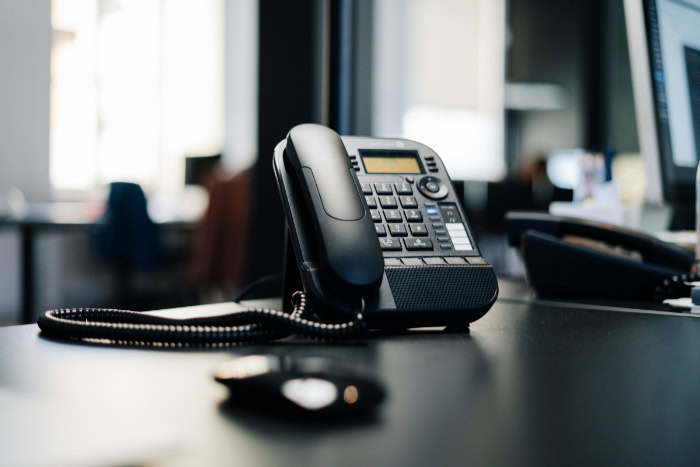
[285,124,383,293]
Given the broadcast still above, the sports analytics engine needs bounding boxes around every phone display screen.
[360,151,423,174]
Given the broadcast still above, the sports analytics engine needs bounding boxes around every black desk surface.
[2,293,700,466]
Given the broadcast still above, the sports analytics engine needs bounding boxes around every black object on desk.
[215,354,385,418]
[506,212,694,300]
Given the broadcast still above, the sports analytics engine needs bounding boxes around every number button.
[374,183,393,194]
[404,238,433,250]
[370,210,381,222]
[365,196,377,208]
[394,182,412,194]
[361,183,373,194]
[383,210,402,222]
[389,224,408,237]
[375,224,387,236]
[404,209,423,222]
[409,224,428,236]
[399,196,417,208]
[379,237,402,250]
[379,196,398,208]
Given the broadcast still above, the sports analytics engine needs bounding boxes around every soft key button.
[424,257,446,265]
[401,258,424,266]
[446,223,473,251]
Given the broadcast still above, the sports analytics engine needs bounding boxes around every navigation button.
[404,238,433,250]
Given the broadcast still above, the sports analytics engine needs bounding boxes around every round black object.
[417,176,448,199]
[215,355,386,418]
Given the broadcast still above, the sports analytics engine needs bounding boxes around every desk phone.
[274,124,498,328]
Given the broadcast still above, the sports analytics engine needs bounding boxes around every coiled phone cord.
[37,292,366,346]
[654,272,700,302]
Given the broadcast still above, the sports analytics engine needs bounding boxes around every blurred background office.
[0,0,684,324]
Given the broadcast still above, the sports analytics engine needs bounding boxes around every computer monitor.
[625,0,700,208]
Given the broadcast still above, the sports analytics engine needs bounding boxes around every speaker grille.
[385,265,497,310]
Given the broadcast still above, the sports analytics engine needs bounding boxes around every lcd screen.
[361,153,422,174]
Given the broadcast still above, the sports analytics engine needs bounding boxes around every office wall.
[0,0,51,202]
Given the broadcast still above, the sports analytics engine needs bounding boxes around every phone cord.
[37,292,366,346]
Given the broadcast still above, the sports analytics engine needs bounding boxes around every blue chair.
[94,182,162,308]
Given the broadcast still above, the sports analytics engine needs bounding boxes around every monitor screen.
[642,0,700,203]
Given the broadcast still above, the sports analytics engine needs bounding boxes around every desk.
[1,202,199,324]
[2,297,700,466]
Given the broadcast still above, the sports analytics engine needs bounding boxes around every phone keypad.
[361,170,475,257]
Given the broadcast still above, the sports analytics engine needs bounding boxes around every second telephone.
[273,124,498,328]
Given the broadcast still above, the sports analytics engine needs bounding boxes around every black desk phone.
[38,124,497,345]
[273,124,498,328]
[506,211,695,300]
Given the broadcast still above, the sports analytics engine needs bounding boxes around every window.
[372,0,506,181]
[50,0,225,193]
